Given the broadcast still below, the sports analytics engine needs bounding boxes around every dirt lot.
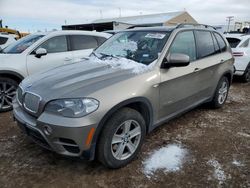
[0,81,249,188]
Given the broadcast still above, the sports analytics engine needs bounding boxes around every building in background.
[214,21,250,33]
[62,11,198,31]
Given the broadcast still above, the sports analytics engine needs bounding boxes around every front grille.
[16,87,23,104]
[24,92,41,113]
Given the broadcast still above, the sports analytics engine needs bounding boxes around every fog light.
[44,125,52,135]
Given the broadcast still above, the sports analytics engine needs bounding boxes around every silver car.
[13,24,234,168]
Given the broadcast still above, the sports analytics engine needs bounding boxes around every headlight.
[45,98,99,118]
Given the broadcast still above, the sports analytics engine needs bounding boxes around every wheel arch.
[0,70,24,84]
[222,70,233,86]
[90,97,154,159]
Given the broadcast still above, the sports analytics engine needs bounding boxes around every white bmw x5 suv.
[0,30,111,112]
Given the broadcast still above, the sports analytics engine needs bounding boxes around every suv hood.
[21,60,138,101]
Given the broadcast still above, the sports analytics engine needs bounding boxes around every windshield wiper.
[99,53,121,59]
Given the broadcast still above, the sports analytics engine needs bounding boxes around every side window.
[0,37,8,45]
[211,33,220,54]
[214,33,227,52]
[39,36,67,53]
[169,31,196,61]
[96,37,107,46]
[195,31,215,58]
[70,35,98,51]
[240,38,250,48]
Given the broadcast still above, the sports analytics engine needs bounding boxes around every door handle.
[193,68,201,72]
[220,59,224,63]
[64,57,72,61]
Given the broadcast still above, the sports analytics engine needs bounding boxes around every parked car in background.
[13,24,234,168]
[0,33,17,50]
[225,34,250,82]
[0,30,111,112]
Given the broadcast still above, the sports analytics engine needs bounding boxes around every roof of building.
[93,11,185,25]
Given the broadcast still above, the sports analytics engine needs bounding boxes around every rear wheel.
[0,77,18,112]
[242,64,250,83]
[97,108,146,168]
[209,76,229,108]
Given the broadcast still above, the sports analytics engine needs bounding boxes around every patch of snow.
[88,55,155,74]
[143,144,187,178]
[237,132,250,138]
[207,159,227,185]
[232,160,244,167]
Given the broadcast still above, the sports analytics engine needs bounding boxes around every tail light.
[233,52,245,57]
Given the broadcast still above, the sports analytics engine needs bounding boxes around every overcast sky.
[0,0,249,32]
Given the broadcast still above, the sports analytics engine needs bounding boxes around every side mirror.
[162,53,190,68]
[35,48,47,58]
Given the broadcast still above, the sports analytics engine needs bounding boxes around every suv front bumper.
[13,102,98,160]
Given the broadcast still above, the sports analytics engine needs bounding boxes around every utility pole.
[226,16,234,32]
[119,8,121,17]
[100,10,103,19]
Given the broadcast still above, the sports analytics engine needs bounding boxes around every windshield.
[94,31,170,65]
[226,37,241,48]
[2,34,44,54]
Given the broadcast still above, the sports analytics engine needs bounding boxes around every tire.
[242,64,250,83]
[209,76,229,109]
[97,107,146,169]
[0,77,18,112]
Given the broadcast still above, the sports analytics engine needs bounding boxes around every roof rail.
[176,23,217,30]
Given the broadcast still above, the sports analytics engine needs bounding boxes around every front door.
[158,30,203,121]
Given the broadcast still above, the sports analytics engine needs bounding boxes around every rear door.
[191,30,223,98]
[26,35,74,75]
[69,35,104,63]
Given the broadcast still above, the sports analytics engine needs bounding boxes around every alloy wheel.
[218,80,228,104]
[0,82,17,110]
[111,120,141,160]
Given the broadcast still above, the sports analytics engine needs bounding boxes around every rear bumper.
[13,102,98,160]
[233,57,249,76]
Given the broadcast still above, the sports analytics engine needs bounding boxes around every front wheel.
[209,76,229,108]
[0,77,18,112]
[97,108,146,168]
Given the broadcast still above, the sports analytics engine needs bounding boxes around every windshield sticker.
[145,33,166,39]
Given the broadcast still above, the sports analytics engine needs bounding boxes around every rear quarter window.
[214,33,227,51]
[239,38,250,48]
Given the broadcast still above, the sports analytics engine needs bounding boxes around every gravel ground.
[0,81,249,188]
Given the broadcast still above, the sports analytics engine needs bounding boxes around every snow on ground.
[207,159,228,185]
[237,132,250,138]
[232,160,245,167]
[143,144,188,178]
[88,55,155,74]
